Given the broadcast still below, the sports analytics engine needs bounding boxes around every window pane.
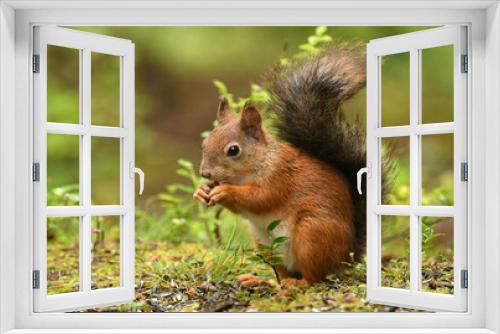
[381,137,410,205]
[47,134,80,206]
[381,52,410,127]
[92,52,120,126]
[381,215,410,289]
[91,216,120,289]
[421,134,454,206]
[47,217,80,295]
[421,45,454,124]
[421,217,454,294]
[91,137,121,205]
[47,45,80,124]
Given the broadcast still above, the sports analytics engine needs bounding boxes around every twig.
[271,265,281,285]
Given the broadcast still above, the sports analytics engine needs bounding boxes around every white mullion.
[80,49,92,294]
[374,122,454,137]
[416,49,424,293]
[375,205,454,217]
[46,123,127,138]
[47,206,86,217]
[121,47,135,295]
[409,48,421,293]
[78,49,84,294]
[90,126,127,138]
[119,54,125,287]
[46,205,127,217]
[376,215,382,288]
[366,45,380,297]
[47,123,86,136]
[91,205,127,216]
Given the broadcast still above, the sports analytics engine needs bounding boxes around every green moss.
[45,238,452,312]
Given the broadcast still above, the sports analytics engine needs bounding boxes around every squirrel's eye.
[227,145,240,157]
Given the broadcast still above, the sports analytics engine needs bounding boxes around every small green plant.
[292,26,333,60]
[47,184,79,206]
[421,217,446,257]
[138,158,249,247]
[148,159,221,244]
[202,80,273,139]
[213,80,271,112]
[204,26,335,142]
[47,185,80,243]
[249,220,289,284]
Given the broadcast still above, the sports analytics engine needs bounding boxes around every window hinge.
[461,54,468,73]
[32,162,40,182]
[461,269,468,289]
[461,162,468,182]
[32,270,40,289]
[32,54,40,73]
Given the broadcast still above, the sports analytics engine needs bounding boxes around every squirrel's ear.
[217,98,231,123]
[240,103,263,140]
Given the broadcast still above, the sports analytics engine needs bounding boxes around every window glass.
[47,217,80,295]
[91,216,121,289]
[91,137,121,205]
[381,137,410,205]
[421,134,454,206]
[421,45,454,124]
[92,52,121,126]
[47,45,80,124]
[421,217,454,294]
[381,215,410,289]
[381,52,410,127]
[47,134,80,206]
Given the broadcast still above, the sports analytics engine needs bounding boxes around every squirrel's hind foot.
[237,274,271,288]
[280,278,309,287]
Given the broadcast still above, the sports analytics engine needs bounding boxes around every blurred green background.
[47,26,453,204]
[45,26,456,298]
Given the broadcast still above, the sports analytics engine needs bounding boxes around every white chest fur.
[240,211,297,272]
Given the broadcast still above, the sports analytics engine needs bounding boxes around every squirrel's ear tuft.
[217,98,231,123]
[240,103,263,140]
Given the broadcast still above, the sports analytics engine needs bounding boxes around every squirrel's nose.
[200,168,211,179]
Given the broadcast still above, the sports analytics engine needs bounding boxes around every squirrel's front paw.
[207,184,232,207]
[193,182,214,205]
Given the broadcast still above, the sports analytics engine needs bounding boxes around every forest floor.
[48,240,453,313]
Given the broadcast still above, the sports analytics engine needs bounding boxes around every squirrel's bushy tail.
[267,46,368,257]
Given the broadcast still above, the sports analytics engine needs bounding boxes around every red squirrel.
[194,47,368,286]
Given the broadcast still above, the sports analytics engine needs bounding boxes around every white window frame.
[366,26,468,312]
[0,1,499,333]
[33,26,136,312]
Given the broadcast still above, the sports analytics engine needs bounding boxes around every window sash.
[366,25,468,312]
[33,26,135,312]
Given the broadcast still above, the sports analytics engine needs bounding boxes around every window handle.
[357,163,371,195]
[129,162,145,195]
